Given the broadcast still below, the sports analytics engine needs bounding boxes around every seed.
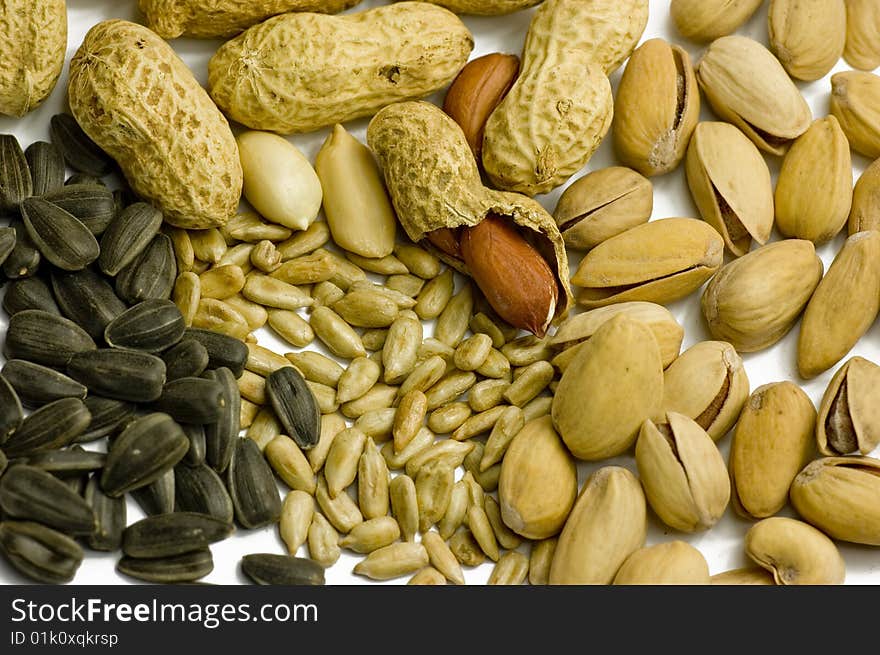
[0,465,96,536]
[482,405,525,471]
[528,538,557,585]
[25,141,65,196]
[84,476,126,552]
[341,383,398,419]
[522,395,553,422]
[337,357,382,404]
[390,475,420,542]
[351,409,394,444]
[393,390,428,453]
[198,264,245,300]
[50,113,113,176]
[104,299,185,353]
[0,451,7,478]
[332,289,400,328]
[173,272,200,327]
[44,185,117,236]
[165,226,195,273]
[427,402,472,435]
[272,249,337,285]
[324,428,366,499]
[131,468,176,517]
[280,490,314,555]
[20,198,99,271]
[0,226,15,269]
[418,337,456,363]
[436,283,474,347]
[276,222,330,260]
[101,413,189,497]
[156,378,224,426]
[489,551,529,585]
[67,348,166,403]
[387,274,425,297]
[3,277,59,316]
[114,233,177,304]
[0,134,32,213]
[346,252,408,275]
[383,313,422,384]
[438,480,469,541]
[123,512,233,558]
[310,305,366,359]
[99,203,163,275]
[174,464,234,524]
[6,309,96,368]
[241,553,325,585]
[397,356,447,402]
[192,298,249,340]
[353,541,429,580]
[245,344,291,377]
[452,405,507,441]
[240,399,260,430]
[266,366,321,450]
[0,520,84,584]
[0,374,23,443]
[469,379,510,413]
[3,219,40,279]
[340,516,401,553]
[250,240,283,272]
[184,328,248,378]
[469,312,507,349]
[475,348,511,379]
[229,439,283,529]
[405,439,474,479]
[484,495,522,550]
[218,242,254,269]
[268,309,316,349]
[4,397,91,458]
[237,369,267,405]
[118,548,213,584]
[242,273,313,310]
[308,413,347,473]
[203,367,240,474]
[247,407,282,451]
[453,334,493,372]
[224,294,268,331]
[425,370,478,411]
[265,434,317,494]
[315,475,363,534]
[308,512,340,567]
[75,397,134,445]
[408,567,448,585]
[416,460,455,533]
[504,360,555,407]
[464,443,501,492]
[181,423,206,467]
[466,504,500,561]
[225,212,292,243]
[448,528,486,568]
[502,335,553,367]
[162,340,209,381]
[50,267,127,340]
[312,280,345,308]
[189,228,228,264]
[23,446,105,476]
[381,426,435,471]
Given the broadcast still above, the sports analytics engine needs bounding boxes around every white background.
[1,0,879,585]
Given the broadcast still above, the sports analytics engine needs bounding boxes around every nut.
[768,0,846,81]
[849,158,880,234]
[830,71,880,160]
[844,0,880,71]
[423,0,543,14]
[816,356,880,457]
[745,517,846,585]
[670,0,763,42]
[612,541,710,585]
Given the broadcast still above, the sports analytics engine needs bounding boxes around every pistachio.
[798,232,880,378]
[552,315,663,461]
[768,0,846,81]
[696,35,812,155]
[671,0,764,42]
[844,0,880,71]
[729,382,816,519]
[816,357,880,456]
[849,158,880,234]
[830,71,880,159]
[745,517,846,585]
[635,412,730,532]
[710,567,776,585]
[612,541,710,585]
[572,218,724,309]
[685,121,773,256]
[662,340,749,441]
[701,239,823,352]
[775,117,852,245]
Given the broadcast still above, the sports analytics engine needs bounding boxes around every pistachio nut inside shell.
[612,541,710,585]
[790,456,880,546]
[701,239,823,353]
[684,121,773,257]
[635,412,730,533]
[729,382,816,520]
[552,167,652,252]
[745,517,845,585]
[696,35,812,155]
[816,357,880,457]
[612,39,700,177]
[548,466,646,585]
[551,314,663,461]
[662,340,749,441]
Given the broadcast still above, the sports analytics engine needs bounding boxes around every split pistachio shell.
[830,71,880,160]
[816,357,880,456]
[549,467,646,585]
[552,315,663,461]
[498,416,577,540]
[662,340,749,441]
[572,218,724,309]
[701,239,823,352]
[729,382,816,519]
[552,167,652,251]
[745,517,845,585]
[768,0,846,81]
[315,124,396,258]
[774,116,852,245]
[696,35,812,155]
[798,232,880,379]
[685,121,773,256]
[635,412,730,533]
[790,456,880,545]
[613,39,699,177]
[612,541,710,585]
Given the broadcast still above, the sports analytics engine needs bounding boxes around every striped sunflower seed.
[308,512,340,567]
[49,114,113,176]
[0,520,84,584]
[101,413,189,497]
[339,516,401,553]
[162,339,210,381]
[3,219,40,279]
[389,474,420,542]
[122,512,233,558]
[0,450,6,477]
[50,267,127,340]
[21,198,99,271]
[182,423,207,467]
[241,553,325,585]
[117,548,213,584]
[184,328,248,378]
[421,530,465,585]
[280,490,314,555]
[3,276,59,316]
[324,428,366,498]
[104,299,185,352]
[336,356,381,404]
[67,348,166,403]
[353,542,429,580]
[0,375,23,444]
[3,397,91,458]
[315,475,363,534]
[99,203,163,276]
[228,438,282,529]
[131,468,175,516]
[25,141,65,197]
[203,367,240,474]
[0,465,95,536]
[0,225,15,269]
[266,366,321,450]
[44,185,117,236]
[77,396,136,444]
[114,233,177,304]
[155,377,224,425]
[6,309,96,368]
[66,173,105,187]
[85,476,126,552]
[174,464,234,523]
[23,446,105,476]
[0,134,32,213]
[358,438,390,520]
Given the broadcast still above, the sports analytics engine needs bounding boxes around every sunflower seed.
[228,438,282,529]
[84,476,126,551]
[357,438,389,520]
[181,423,206,467]
[246,406,282,451]
[307,512,340,567]
[405,439,474,479]
[237,369,266,405]
[245,343,291,377]
[155,377,224,424]
[3,277,58,318]
[0,375,23,445]
[0,450,6,477]
[481,405,525,471]
[408,566,448,585]
[0,134,32,213]
[0,520,84,583]
[416,459,455,533]
[183,328,247,378]
[448,527,485,568]
[173,463,234,523]
[315,475,362,534]
[353,542,428,580]
[117,548,213,583]
[266,367,320,450]
[131,468,175,516]
[50,114,113,176]
[425,370,478,411]
[24,446,105,475]
[105,299,185,352]
[339,516,400,553]
[241,553,325,585]
[438,479,469,541]
[528,537,557,585]
[0,465,96,535]
[484,494,522,550]
[353,408,396,443]
[3,397,91,458]
[20,198,99,271]
[3,220,40,279]
[67,348,166,403]
[389,474,419,542]
[489,551,529,585]
[268,309,314,348]
[427,402,472,435]
[101,413,188,497]
[25,141,65,196]
[0,225,16,267]
[50,267,126,339]
[189,228,227,263]
[76,396,137,444]
[6,309,96,367]
[336,357,381,404]
[203,367,240,474]
[123,512,233,558]
[381,426,434,471]
[284,351,343,388]
[162,339,209,381]
[280,490,314,555]
[421,530,465,585]
[66,173,104,187]
[307,413,346,473]
[114,233,176,304]
[44,185,117,236]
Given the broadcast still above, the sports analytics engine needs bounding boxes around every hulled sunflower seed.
[0,134,31,213]
[332,289,399,328]
[383,313,422,384]
[435,284,474,348]
[353,408,396,443]
[25,141,64,197]
[425,371,478,411]
[165,226,195,273]
[381,426,434,471]
[339,516,401,553]
[340,383,398,420]
[228,438,282,529]
[393,390,427,454]
[336,357,381,405]
[6,310,96,368]
[0,465,95,535]
[50,114,113,176]
[284,351,344,389]
[247,407,283,452]
[189,228,227,264]
[250,240,283,273]
[470,312,508,349]
[467,504,500,562]
[21,198,99,271]
[101,413,189,497]
[162,339,210,382]
[266,366,321,450]
[268,309,314,348]
[0,375,23,444]
[240,399,260,430]
[469,379,510,413]
[308,512,340,568]
[224,294,268,331]
[3,219,40,279]
[122,512,233,558]
[3,397,91,458]
[309,305,366,360]
[484,495,522,550]
[173,272,200,327]
[438,480,469,541]
[67,349,166,403]
[50,267,127,340]
[155,377,224,425]
[452,406,507,442]
[280,490,314,555]
[199,265,245,300]
[489,551,529,585]
[104,299,185,352]
[324,428,366,499]
[0,520,84,584]
[245,343,291,377]
[114,233,177,304]
[315,475,362,534]
[408,566,448,585]
[386,273,425,297]
[306,381,338,414]
[481,405,525,471]
[476,348,511,380]
[353,541,429,580]
[421,530,465,585]
[346,252,408,276]
[405,439,474,479]
[117,548,213,584]
[427,402,472,435]
[453,334,493,372]
[85,476,126,552]
[77,396,137,444]
[312,280,346,308]
[394,243,441,279]
[174,464,233,523]
[463,443,501,492]
[242,274,312,310]
[131,468,175,516]
[241,553,325,585]
[358,438,390,520]
[308,413,347,473]
[203,367,240,474]
[44,185,117,236]
[416,460,455,533]
[389,474,419,542]
[528,537,557,585]
[183,328,248,378]
[99,203,163,276]
[276,221,330,260]
[3,276,59,316]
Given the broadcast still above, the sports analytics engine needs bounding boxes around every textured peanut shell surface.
[139,0,363,39]
[422,0,544,15]
[207,3,474,134]
[366,100,572,320]
[68,20,242,230]
[0,0,67,117]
